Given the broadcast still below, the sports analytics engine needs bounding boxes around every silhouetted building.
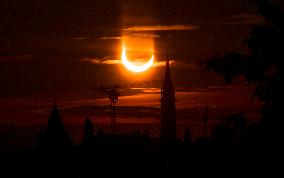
[82,116,94,145]
[203,105,209,137]
[143,128,150,139]
[37,104,73,148]
[183,127,192,145]
[160,60,176,144]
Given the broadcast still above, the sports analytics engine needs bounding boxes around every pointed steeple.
[163,60,174,91]
[161,60,176,144]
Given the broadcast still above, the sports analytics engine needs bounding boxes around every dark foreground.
[1,105,283,177]
[1,133,283,178]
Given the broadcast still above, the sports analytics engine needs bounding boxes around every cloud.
[81,57,178,67]
[123,24,199,31]
[71,37,89,40]
[226,13,265,25]
[97,37,123,40]
[0,53,35,63]
[98,34,160,40]
[152,60,176,67]
[129,33,160,38]
[81,57,121,65]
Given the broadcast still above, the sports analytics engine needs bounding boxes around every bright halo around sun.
[121,46,154,73]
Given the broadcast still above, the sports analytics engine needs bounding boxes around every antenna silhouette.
[93,84,120,135]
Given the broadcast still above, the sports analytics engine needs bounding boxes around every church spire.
[160,60,176,144]
[163,60,174,91]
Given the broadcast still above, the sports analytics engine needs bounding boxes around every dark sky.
[0,0,264,97]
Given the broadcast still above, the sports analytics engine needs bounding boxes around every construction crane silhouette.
[93,84,121,135]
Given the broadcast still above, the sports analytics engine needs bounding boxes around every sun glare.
[121,46,154,73]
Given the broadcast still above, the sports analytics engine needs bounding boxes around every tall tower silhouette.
[160,60,176,144]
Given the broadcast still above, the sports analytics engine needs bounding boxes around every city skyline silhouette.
[1,0,283,177]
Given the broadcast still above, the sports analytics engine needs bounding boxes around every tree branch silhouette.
[199,0,284,127]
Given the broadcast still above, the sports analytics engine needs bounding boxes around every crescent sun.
[122,46,154,73]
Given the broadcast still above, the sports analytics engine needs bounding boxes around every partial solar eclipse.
[121,46,154,73]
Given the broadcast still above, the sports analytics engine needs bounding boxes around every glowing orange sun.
[121,46,154,73]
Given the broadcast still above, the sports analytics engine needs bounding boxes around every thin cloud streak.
[97,37,123,40]
[81,57,177,67]
[71,37,88,40]
[124,24,199,31]
[81,58,121,65]
[227,13,265,25]
[98,34,160,40]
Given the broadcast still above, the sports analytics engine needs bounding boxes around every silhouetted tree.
[131,129,140,138]
[143,128,150,140]
[212,123,234,145]
[96,128,105,137]
[95,128,105,145]
[82,116,94,146]
[227,113,247,130]
[199,0,284,130]
[37,104,73,149]
[227,113,248,143]
[183,127,192,145]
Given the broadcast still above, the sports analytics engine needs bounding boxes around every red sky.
[0,0,266,97]
[0,86,262,148]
